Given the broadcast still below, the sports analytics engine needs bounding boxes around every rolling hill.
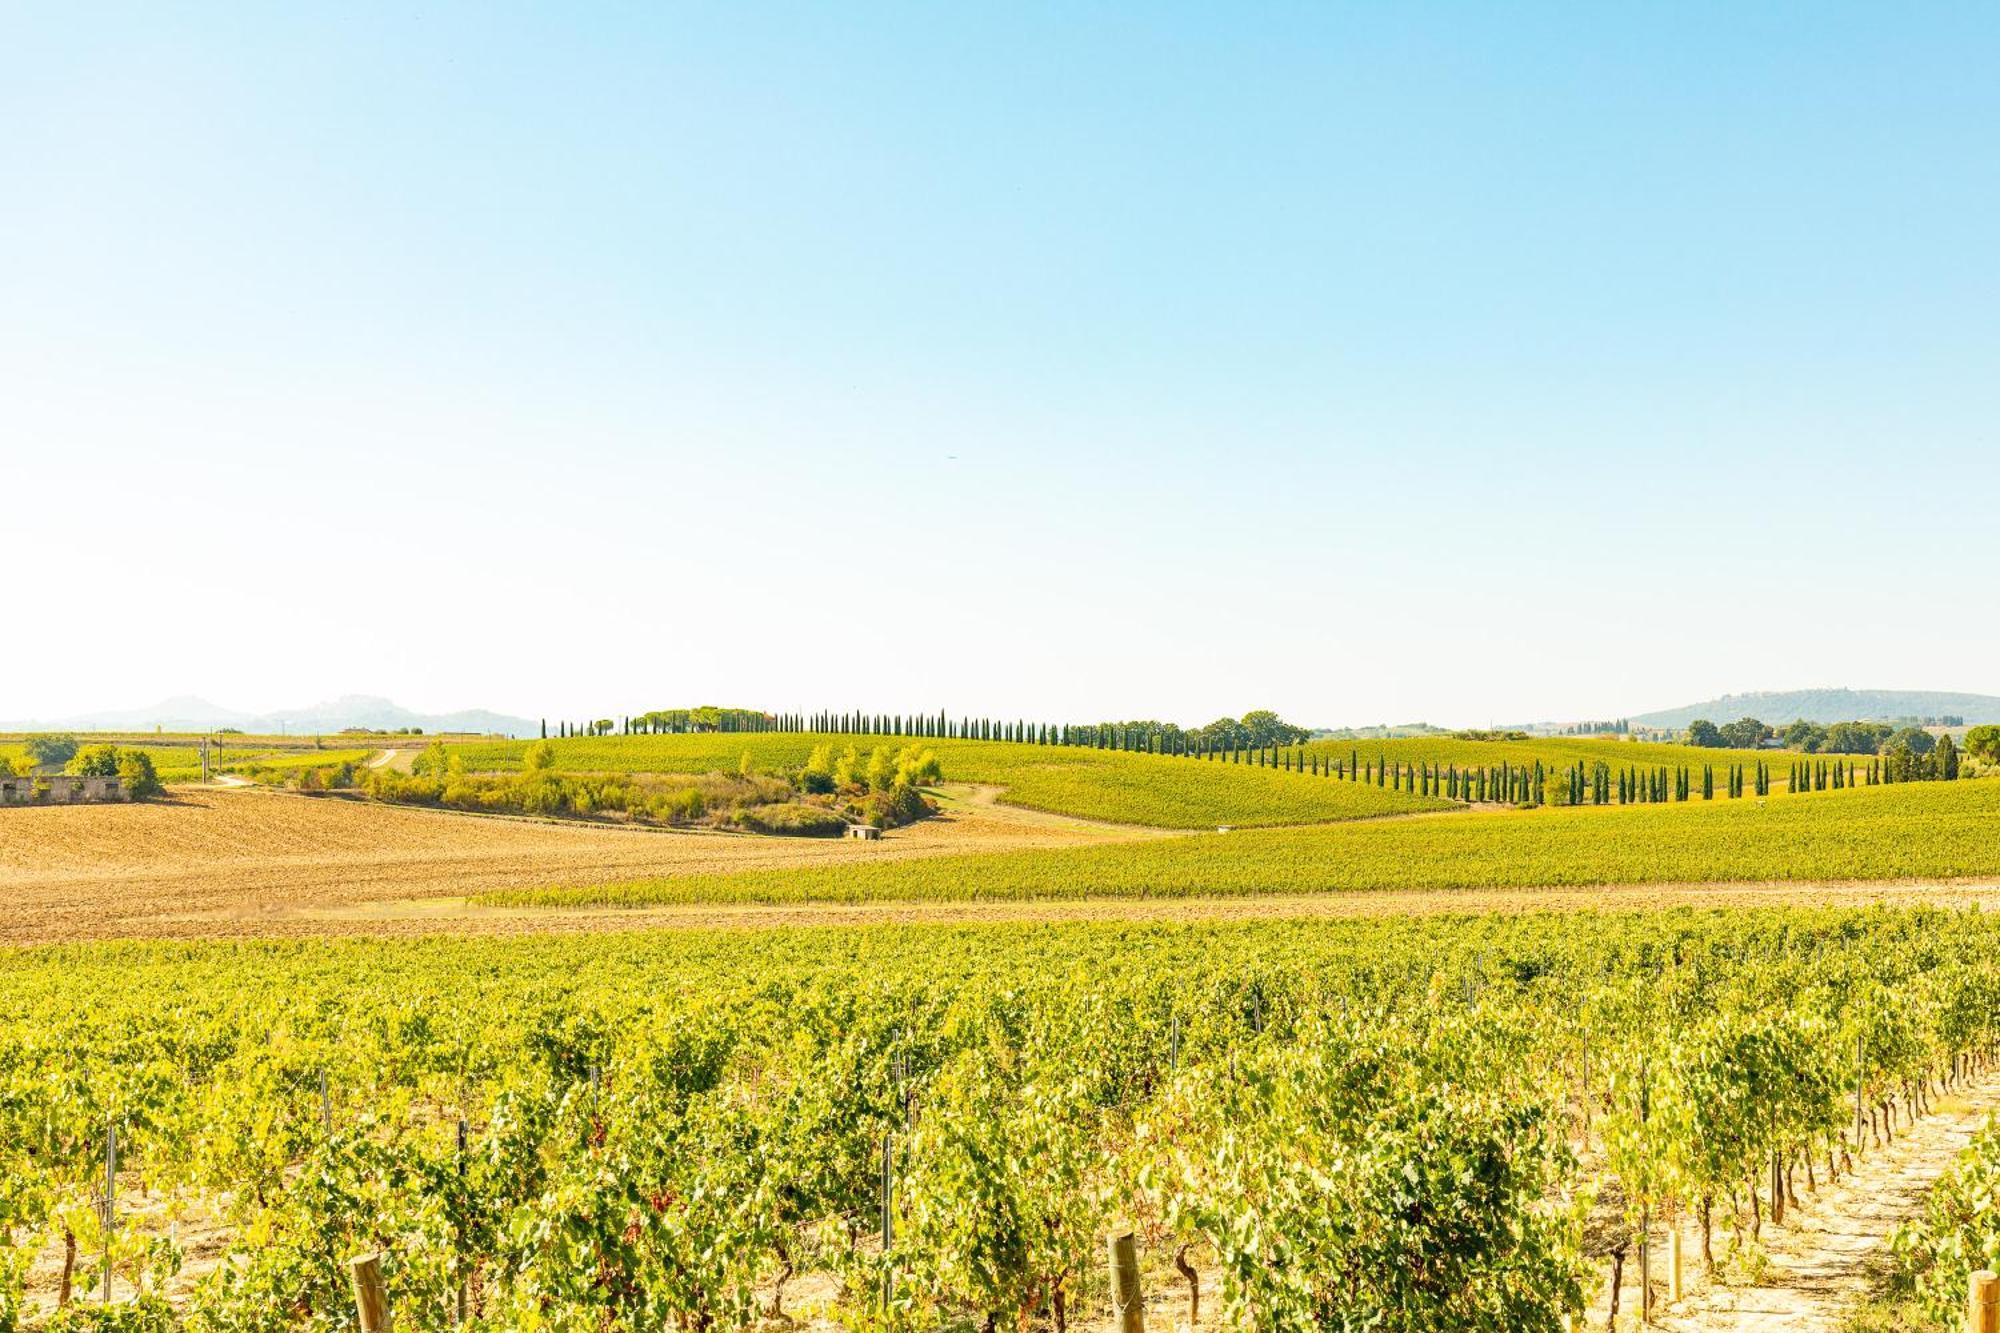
[1,694,535,737]
[1632,688,2000,730]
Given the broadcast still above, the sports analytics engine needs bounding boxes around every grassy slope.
[445,733,1450,828]
[483,777,2000,908]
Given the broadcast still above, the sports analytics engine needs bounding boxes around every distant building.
[0,773,131,806]
[846,824,882,840]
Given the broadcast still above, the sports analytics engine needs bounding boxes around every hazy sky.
[5,4,1996,728]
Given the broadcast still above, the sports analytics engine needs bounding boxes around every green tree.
[832,745,862,790]
[1935,733,1960,780]
[798,744,835,794]
[522,740,557,772]
[1884,726,1936,757]
[1821,721,1892,755]
[1718,718,1771,750]
[1683,720,1723,748]
[1783,720,1828,752]
[1238,711,1310,747]
[22,734,79,770]
[1964,725,2000,764]
[64,744,122,777]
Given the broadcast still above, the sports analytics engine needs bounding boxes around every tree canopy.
[21,734,79,769]
[1965,725,2000,764]
[1683,719,1723,748]
[1717,718,1771,750]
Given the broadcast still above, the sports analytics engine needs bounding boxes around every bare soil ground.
[0,783,1161,944]
[1585,1075,2000,1331]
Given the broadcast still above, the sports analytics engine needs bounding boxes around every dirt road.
[1589,1074,2000,1330]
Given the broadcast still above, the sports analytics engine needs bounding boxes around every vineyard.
[0,742,374,787]
[483,776,2000,909]
[3,908,1996,1330]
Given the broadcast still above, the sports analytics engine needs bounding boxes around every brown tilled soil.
[0,783,1162,943]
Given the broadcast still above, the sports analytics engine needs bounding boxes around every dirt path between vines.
[1587,1073,2000,1331]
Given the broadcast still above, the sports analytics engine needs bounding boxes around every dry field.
[2,783,1995,944]
[0,784,1162,943]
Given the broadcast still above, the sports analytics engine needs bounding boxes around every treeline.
[1552,760,1771,805]
[1788,738,1961,788]
[1558,719,1630,735]
[351,739,946,834]
[1687,715,1971,764]
[542,708,776,738]
[1321,755,1771,807]
[538,709,1316,751]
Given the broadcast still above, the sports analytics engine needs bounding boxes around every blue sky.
[4,4,1996,727]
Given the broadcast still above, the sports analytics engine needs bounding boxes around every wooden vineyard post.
[455,1117,468,1327]
[1638,1058,1650,1323]
[1971,1270,1999,1333]
[1770,1150,1785,1227]
[348,1252,391,1333]
[1667,1227,1683,1304]
[1107,1227,1144,1333]
[1855,1035,1866,1157]
[881,1133,895,1313]
[102,1120,117,1302]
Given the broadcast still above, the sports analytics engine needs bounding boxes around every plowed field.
[0,785,1159,942]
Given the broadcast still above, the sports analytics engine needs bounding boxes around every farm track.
[1589,1073,2000,1331]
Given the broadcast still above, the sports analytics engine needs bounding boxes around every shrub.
[66,744,122,777]
[732,803,849,837]
[117,750,163,798]
[650,787,708,822]
[517,773,574,817]
[856,781,933,830]
[412,740,452,777]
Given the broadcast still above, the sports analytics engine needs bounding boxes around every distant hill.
[1632,689,2000,730]
[1,694,536,738]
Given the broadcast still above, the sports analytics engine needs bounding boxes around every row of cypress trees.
[532,709,1955,810]
[1789,746,1964,790]
[1554,761,1773,806]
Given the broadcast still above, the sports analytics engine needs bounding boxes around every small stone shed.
[846,823,882,841]
[0,773,130,806]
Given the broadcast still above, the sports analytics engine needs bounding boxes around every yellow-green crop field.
[1,737,384,783]
[483,777,2000,909]
[0,743,210,779]
[444,733,1451,827]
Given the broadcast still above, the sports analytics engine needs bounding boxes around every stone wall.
[0,773,131,806]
